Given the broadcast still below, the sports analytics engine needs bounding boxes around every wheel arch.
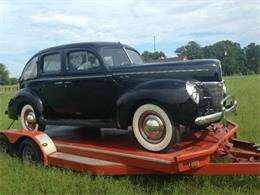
[8,88,44,121]
[116,79,189,129]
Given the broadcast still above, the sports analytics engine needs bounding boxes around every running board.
[40,118,116,128]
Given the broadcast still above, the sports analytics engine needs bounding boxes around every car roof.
[34,42,136,56]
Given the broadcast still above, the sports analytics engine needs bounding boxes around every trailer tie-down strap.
[7,120,15,129]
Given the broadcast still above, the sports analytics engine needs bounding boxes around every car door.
[37,51,68,118]
[63,48,113,119]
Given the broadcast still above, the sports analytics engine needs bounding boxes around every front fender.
[8,88,44,120]
[116,79,196,128]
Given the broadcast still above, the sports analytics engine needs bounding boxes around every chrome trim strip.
[50,152,122,166]
[33,69,209,82]
[34,74,108,82]
[194,81,224,85]
[195,95,238,126]
[113,69,209,76]
[55,143,172,165]
[35,134,57,155]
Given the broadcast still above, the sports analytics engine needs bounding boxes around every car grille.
[197,82,224,116]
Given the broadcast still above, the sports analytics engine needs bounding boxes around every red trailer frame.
[0,121,259,175]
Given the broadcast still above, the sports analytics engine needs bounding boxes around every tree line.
[1,40,259,85]
[0,63,18,85]
[142,40,259,76]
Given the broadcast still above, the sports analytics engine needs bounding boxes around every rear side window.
[42,53,61,73]
[67,51,100,72]
[21,56,38,81]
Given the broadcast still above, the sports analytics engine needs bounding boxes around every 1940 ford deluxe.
[7,42,237,152]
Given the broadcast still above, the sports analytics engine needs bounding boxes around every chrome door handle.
[54,81,63,85]
[64,81,72,84]
[119,75,130,79]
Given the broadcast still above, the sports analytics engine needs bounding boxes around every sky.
[0,0,259,77]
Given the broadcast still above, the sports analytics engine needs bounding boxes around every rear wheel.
[132,104,180,152]
[18,139,43,164]
[20,104,45,131]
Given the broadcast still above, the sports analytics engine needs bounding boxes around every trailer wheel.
[18,138,43,164]
[132,104,180,152]
[21,104,45,131]
[0,134,12,154]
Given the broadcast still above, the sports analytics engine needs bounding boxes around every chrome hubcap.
[139,114,166,144]
[22,146,35,162]
[24,110,37,131]
[145,117,164,132]
[26,112,36,123]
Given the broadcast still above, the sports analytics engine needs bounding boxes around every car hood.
[110,59,222,84]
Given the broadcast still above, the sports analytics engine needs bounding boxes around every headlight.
[186,82,200,104]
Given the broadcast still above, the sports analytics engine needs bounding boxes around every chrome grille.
[198,82,224,115]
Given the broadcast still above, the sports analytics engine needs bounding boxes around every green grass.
[225,75,260,142]
[0,75,260,194]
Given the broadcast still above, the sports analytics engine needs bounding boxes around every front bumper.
[195,96,237,126]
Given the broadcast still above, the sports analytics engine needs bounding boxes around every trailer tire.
[0,134,13,154]
[18,138,43,164]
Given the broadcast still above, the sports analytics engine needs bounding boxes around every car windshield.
[125,49,144,65]
[101,47,143,67]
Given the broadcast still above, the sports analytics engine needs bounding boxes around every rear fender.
[8,88,44,121]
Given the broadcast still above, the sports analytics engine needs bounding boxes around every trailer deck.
[0,121,259,175]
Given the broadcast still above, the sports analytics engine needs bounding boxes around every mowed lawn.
[0,75,259,195]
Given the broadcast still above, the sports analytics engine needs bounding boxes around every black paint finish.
[8,42,224,129]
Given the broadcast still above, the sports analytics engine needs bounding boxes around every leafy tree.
[175,41,203,59]
[175,40,250,76]
[203,41,246,75]
[9,77,18,85]
[244,43,260,74]
[0,63,18,85]
[0,63,10,85]
[141,51,166,61]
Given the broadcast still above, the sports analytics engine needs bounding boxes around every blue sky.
[0,0,259,77]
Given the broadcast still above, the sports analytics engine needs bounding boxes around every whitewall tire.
[132,104,179,152]
[20,104,44,131]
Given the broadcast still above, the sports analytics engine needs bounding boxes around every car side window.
[21,56,38,81]
[42,53,61,73]
[67,51,100,72]
[102,48,130,67]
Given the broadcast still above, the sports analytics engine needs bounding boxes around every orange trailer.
[0,121,259,175]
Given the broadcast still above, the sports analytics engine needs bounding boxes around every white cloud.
[0,0,259,77]
[32,13,90,28]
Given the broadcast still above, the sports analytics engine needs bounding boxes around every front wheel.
[132,104,180,152]
[20,104,45,131]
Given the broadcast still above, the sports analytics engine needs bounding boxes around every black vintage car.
[7,42,237,152]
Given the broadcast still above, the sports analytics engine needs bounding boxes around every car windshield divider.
[123,47,133,64]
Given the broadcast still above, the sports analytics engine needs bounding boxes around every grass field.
[0,75,260,194]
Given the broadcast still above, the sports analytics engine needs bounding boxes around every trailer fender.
[0,130,56,165]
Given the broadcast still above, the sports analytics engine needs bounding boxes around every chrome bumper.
[195,96,238,126]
